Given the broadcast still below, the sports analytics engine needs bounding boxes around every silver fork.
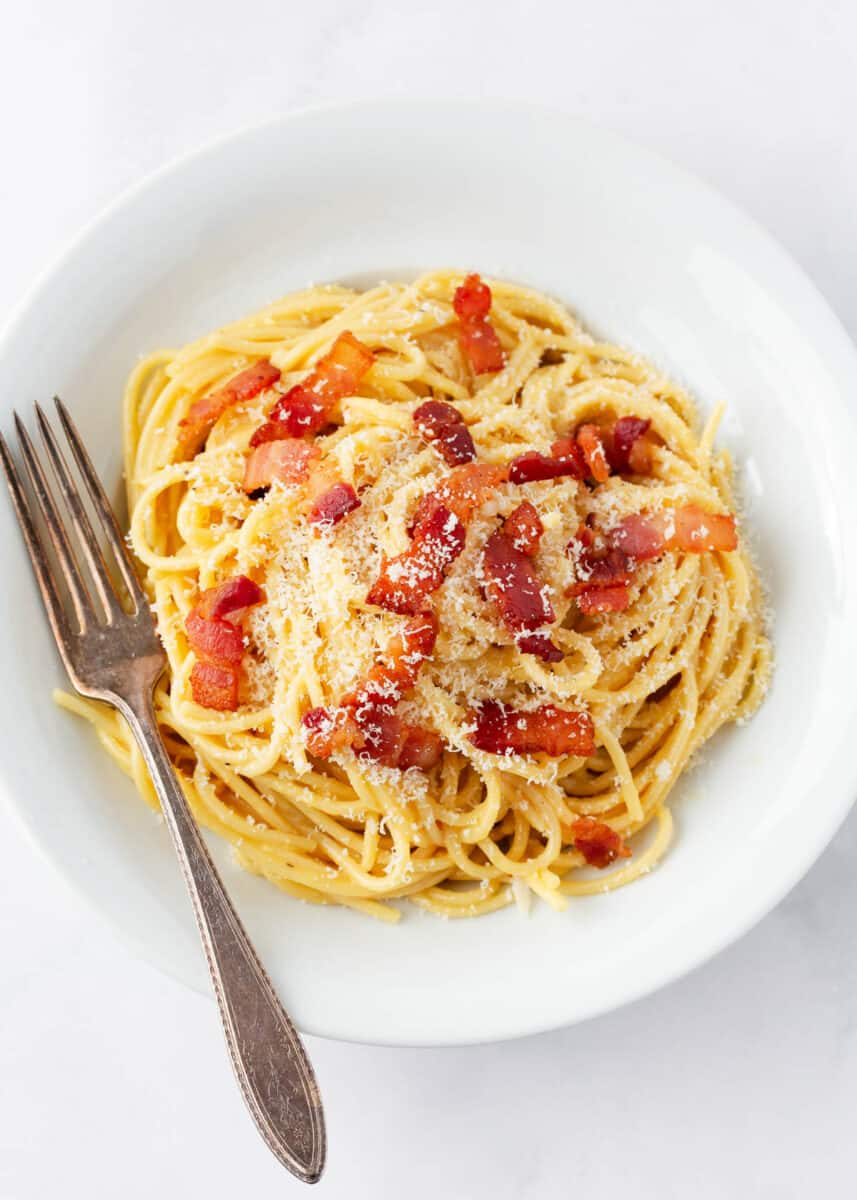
[0,398,325,1184]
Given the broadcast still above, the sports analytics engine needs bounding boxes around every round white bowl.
[3,101,857,1046]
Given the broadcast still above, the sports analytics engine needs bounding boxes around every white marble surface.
[2,2,856,1195]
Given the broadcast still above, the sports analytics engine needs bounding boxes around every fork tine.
[34,402,122,622]
[53,397,147,613]
[14,412,92,630]
[0,431,75,657]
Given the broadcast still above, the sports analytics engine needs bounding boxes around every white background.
[2,2,856,1196]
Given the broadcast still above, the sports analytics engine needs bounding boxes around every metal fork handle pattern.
[120,690,325,1184]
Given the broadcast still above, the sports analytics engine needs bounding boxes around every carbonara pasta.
[58,270,771,921]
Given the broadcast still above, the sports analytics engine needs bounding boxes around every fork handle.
[119,690,325,1184]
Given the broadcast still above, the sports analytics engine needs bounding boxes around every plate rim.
[3,98,857,1046]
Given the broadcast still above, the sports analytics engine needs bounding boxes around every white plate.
[3,101,857,1046]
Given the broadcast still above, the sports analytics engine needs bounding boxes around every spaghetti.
[58,270,771,921]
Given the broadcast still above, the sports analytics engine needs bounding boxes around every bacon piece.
[343,612,438,709]
[508,451,578,488]
[260,388,326,438]
[302,614,441,770]
[508,453,564,485]
[482,516,561,662]
[453,274,505,374]
[307,481,360,528]
[302,706,362,758]
[608,416,651,473]
[186,575,263,710]
[197,575,264,621]
[582,547,632,588]
[576,424,610,484]
[185,611,245,666]
[190,662,239,711]
[551,435,589,476]
[612,505,737,560]
[367,504,465,615]
[627,438,653,474]
[569,545,633,592]
[482,526,554,627]
[508,434,590,486]
[412,462,508,530]
[568,527,634,614]
[248,418,294,448]
[468,701,595,757]
[576,583,630,614]
[509,416,652,490]
[318,710,442,772]
[263,332,374,438]
[177,360,281,458]
[515,631,564,661]
[502,501,543,556]
[571,816,631,869]
[242,438,321,494]
[413,399,476,466]
[355,708,406,766]
[567,503,737,618]
[453,273,493,319]
[670,504,737,552]
[398,726,444,770]
[611,513,666,561]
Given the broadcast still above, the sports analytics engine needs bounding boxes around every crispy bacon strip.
[412,462,509,528]
[398,726,444,770]
[302,705,361,758]
[506,413,655,496]
[342,612,438,709]
[368,463,506,617]
[257,331,374,439]
[671,505,738,552]
[509,415,654,490]
[509,442,586,485]
[514,631,564,659]
[571,816,631,869]
[355,708,406,765]
[609,513,665,561]
[608,416,651,473]
[453,274,505,374]
[413,399,476,466]
[550,436,588,474]
[185,611,244,665]
[576,424,610,484]
[189,662,239,711]
[567,526,634,615]
[177,360,281,458]
[307,481,361,528]
[510,433,588,484]
[248,418,294,448]
[367,503,465,615]
[627,439,653,474]
[186,574,264,711]
[468,701,595,757]
[302,614,441,770]
[568,522,631,582]
[242,438,321,494]
[502,500,543,556]
[612,505,737,559]
[568,503,737,615]
[243,439,359,529]
[197,575,263,621]
[576,584,630,614]
[482,508,562,662]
